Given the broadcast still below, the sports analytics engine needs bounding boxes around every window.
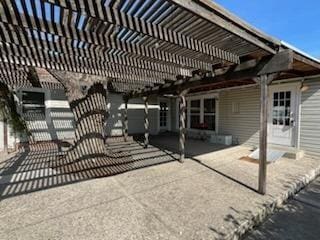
[187,97,216,131]
[203,98,215,130]
[160,102,168,127]
[272,91,291,126]
[22,91,45,120]
[190,99,201,129]
[232,102,240,114]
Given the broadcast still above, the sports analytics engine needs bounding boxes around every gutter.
[281,41,320,64]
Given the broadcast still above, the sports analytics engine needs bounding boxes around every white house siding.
[300,77,320,156]
[0,122,16,151]
[218,86,260,146]
[170,98,179,132]
[170,89,260,145]
[107,94,159,136]
[17,88,75,142]
[0,90,162,147]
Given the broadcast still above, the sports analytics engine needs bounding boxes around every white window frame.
[158,97,171,132]
[16,88,50,116]
[176,92,219,133]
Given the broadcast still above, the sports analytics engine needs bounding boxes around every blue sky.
[214,0,320,58]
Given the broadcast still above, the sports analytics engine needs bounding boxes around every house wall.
[107,94,159,136]
[0,89,161,149]
[300,77,320,156]
[16,87,75,142]
[2,77,320,157]
[170,88,260,145]
[218,86,260,146]
[159,78,320,159]
[0,122,16,151]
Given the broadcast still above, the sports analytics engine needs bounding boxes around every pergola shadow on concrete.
[1,0,320,195]
[1,138,320,240]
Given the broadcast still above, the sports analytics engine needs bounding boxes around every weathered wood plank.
[258,50,294,75]
[258,74,268,194]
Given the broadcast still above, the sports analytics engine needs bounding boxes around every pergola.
[1,0,320,194]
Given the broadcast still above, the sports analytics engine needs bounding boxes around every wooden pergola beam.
[169,0,278,54]
[129,50,294,98]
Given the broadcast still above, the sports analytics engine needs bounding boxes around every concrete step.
[268,144,305,160]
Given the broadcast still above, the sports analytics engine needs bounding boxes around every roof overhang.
[0,0,319,93]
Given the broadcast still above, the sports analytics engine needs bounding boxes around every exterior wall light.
[300,79,309,92]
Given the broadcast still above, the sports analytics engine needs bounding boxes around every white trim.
[268,82,300,147]
[186,84,258,97]
[296,85,302,149]
[16,87,50,116]
[281,41,320,64]
[158,97,171,132]
[272,74,320,84]
[185,92,219,133]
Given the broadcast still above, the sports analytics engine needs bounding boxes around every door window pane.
[160,102,167,127]
[272,91,291,126]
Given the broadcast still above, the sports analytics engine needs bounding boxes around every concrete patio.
[0,136,319,240]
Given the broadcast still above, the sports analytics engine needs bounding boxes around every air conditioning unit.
[210,135,232,146]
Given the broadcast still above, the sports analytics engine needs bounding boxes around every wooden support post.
[179,89,188,162]
[143,96,149,148]
[102,84,109,144]
[123,98,129,142]
[258,75,268,194]
[3,118,8,154]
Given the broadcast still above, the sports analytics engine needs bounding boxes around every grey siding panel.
[48,89,75,141]
[108,94,159,136]
[300,78,320,156]
[218,86,260,146]
[0,121,16,150]
[18,88,75,142]
[16,89,160,142]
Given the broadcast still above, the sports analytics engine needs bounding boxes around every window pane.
[280,92,284,99]
[160,102,167,127]
[190,100,200,113]
[204,115,215,131]
[22,91,45,119]
[286,91,291,99]
[204,98,215,113]
[22,91,45,105]
[190,115,200,128]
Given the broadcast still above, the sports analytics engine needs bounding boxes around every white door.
[268,85,298,146]
[159,100,170,131]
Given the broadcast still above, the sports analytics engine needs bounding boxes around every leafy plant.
[0,82,29,135]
